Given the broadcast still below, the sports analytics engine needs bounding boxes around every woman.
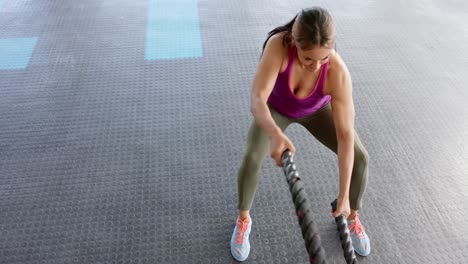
[230,7,371,261]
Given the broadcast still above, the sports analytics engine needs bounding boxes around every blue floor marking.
[0,37,38,70]
[145,0,203,60]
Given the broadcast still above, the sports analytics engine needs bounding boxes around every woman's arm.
[328,53,355,215]
[250,34,284,136]
[250,33,296,165]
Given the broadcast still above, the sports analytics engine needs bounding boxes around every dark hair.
[262,7,336,54]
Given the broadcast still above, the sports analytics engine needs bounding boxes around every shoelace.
[236,218,250,244]
[348,214,365,239]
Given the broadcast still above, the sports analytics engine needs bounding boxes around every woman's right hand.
[269,132,296,167]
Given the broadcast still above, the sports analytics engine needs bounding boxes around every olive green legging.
[237,103,369,211]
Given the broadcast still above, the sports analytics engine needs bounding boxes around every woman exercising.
[230,7,371,261]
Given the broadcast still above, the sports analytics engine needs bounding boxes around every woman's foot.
[347,213,371,256]
[230,217,252,261]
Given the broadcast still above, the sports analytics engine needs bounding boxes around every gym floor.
[1,0,467,263]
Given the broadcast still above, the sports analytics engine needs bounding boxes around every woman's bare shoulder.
[263,32,290,55]
[328,51,348,74]
[262,32,291,71]
[325,51,352,95]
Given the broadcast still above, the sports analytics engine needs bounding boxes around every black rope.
[281,150,357,264]
[331,199,357,264]
[281,150,327,264]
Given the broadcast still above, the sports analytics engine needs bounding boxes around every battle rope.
[331,199,356,264]
[281,150,356,264]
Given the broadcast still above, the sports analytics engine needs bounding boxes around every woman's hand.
[269,132,296,167]
[332,197,351,218]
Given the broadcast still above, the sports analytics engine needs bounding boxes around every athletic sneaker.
[347,213,371,256]
[230,217,252,261]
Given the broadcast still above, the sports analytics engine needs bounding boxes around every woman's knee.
[242,149,267,170]
[354,145,369,167]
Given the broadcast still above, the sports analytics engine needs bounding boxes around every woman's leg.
[237,107,292,214]
[231,107,292,261]
[295,103,369,212]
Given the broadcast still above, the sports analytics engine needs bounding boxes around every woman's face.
[295,45,332,72]
[292,23,333,72]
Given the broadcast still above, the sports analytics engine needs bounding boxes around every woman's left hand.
[332,197,351,218]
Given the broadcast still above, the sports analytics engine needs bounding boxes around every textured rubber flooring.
[1,0,468,263]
